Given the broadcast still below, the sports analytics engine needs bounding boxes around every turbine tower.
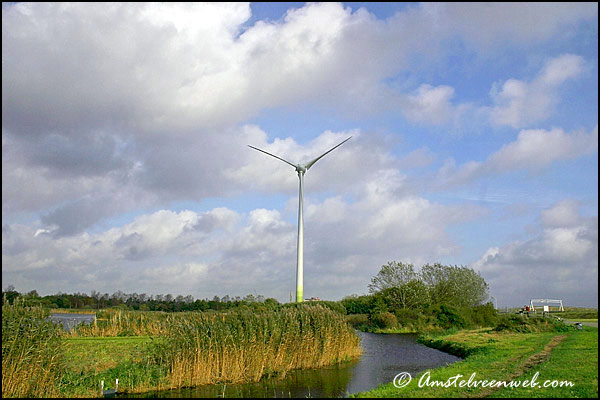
[248,136,352,302]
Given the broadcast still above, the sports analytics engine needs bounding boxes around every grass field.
[64,336,151,372]
[61,336,169,397]
[352,326,598,398]
[554,308,598,321]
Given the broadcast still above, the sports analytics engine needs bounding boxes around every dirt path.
[469,334,568,398]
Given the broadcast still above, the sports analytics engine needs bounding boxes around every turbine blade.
[304,136,352,170]
[248,145,297,168]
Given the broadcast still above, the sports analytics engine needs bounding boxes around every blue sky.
[2,3,598,307]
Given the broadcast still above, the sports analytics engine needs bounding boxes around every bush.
[370,312,398,329]
[346,314,369,328]
[393,309,435,331]
[493,314,575,333]
[341,295,374,315]
[461,302,499,328]
[433,304,466,329]
[394,308,423,323]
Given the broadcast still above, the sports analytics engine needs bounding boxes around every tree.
[2,286,20,304]
[380,279,430,311]
[420,263,488,308]
[368,261,417,293]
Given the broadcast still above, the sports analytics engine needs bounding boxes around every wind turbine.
[248,136,352,303]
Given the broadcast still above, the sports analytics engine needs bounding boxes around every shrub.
[341,295,374,315]
[346,314,369,328]
[370,311,398,329]
[433,304,466,329]
[493,314,575,333]
[461,302,499,328]
[394,308,422,324]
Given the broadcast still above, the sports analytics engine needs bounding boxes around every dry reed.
[2,300,65,398]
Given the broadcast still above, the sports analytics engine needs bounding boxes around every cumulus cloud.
[3,3,596,224]
[489,54,586,128]
[2,172,486,300]
[437,126,598,188]
[473,201,598,307]
[1,3,597,302]
[400,84,469,125]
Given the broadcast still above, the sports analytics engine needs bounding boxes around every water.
[49,313,96,332]
[125,331,461,398]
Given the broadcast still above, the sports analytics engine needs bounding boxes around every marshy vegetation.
[2,298,361,397]
[2,299,65,398]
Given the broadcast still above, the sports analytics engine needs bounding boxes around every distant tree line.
[1,284,280,312]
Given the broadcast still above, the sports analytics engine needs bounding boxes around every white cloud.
[1,2,597,304]
[489,54,586,128]
[401,84,469,125]
[487,126,598,171]
[437,126,598,188]
[540,199,582,228]
[2,3,596,224]
[2,177,486,300]
[473,201,598,307]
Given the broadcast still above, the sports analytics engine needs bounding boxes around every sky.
[2,2,598,307]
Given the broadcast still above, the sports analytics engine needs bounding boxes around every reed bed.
[71,305,362,390]
[156,305,362,389]
[2,300,65,398]
[69,308,174,337]
[5,304,361,395]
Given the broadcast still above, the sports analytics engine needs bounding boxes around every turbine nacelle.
[248,136,352,174]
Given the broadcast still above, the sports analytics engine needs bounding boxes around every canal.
[49,312,96,332]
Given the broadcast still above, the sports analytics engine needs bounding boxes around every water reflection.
[126,331,461,398]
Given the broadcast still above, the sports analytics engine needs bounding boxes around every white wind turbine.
[248,137,352,303]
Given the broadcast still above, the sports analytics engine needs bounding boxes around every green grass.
[351,327,598,398]
[490,327,598,398]
[64,336,152,372]
[556,308,598,320]
[60,336,169,397]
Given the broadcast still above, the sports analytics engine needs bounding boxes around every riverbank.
[351,326,598,398]
[61,307,361,397]
[2,303,361,398]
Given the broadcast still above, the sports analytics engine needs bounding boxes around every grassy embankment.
[352,322,597,398]
[3,303,361,398]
